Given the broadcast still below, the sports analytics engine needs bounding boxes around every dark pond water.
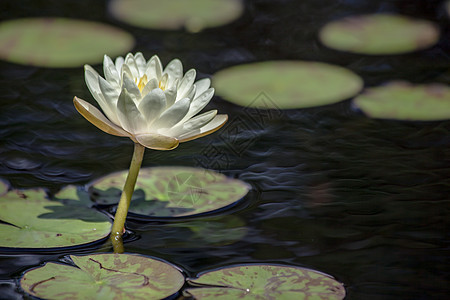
[1,0,449,299]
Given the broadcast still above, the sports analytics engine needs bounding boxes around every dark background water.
[0,0,449,299]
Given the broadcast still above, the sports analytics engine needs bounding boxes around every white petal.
[134,52,147,76]
[138,88,166,125]
[73,97,130,137]
[85,65,118,123]
[194,78,211,98]
[115,56,124,74]
[167,110,217,137]
[116,89,146,134]
[164,86,177,107]
[177,69,196,96]
[178,114,228,142]
[103,55,119,86]
[164,58,183,81]
[125,53,139,79]
[181,87,215,123]
[145,55,162,81]
[135,133,179,150]
[152,98,191,129]
[122,72,141,99]
[141,78,159,96]
[98,76,121,124]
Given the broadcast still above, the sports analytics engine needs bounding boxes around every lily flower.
[74,52,227,150]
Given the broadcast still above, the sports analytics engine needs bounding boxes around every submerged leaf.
[90,167,250,218]
[354,81,450,121]
[21,253,185,300]
[213,61,363,109]
[0,18,134,67]
[109,0,243,32]
[319,13,440,55]
[186,264,345,299]
[0,189,111,248]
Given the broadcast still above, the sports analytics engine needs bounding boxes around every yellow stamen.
[137,75,148,92]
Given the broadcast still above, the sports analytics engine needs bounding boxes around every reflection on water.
[0,0,449,299]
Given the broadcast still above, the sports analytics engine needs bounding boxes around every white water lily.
[74,52,227,150]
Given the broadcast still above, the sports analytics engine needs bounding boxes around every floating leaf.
[186,264,346,299]
[0,189,111,248]
[0,179,7,196]
[213,61,363,109]
[319,14,440,55]
[109,0,243,32]
[0,18,134,67]
[53,185,93,207]
[90,167,250,218]
[353,81,450,121]
[21,253,184,300]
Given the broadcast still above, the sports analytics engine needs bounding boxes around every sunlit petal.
[152,98,191,129]
[135,133,179,150]
[194,78,211,98]
[103,55,120,86]
[164,58,183,81]
[73,97,130,137]
[138,88,166,126]
[116,88,146,134]
[178,114,228,142]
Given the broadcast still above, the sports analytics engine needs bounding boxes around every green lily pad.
[90,167,250,218]
[353,81,450,121]
[213,61,363,109]
[0,18,134,67]
[186,264,346,299]
[21,253,184,300]
[0,179,7,196]
[53,185,93,207]
[0,189,111,248]
[319,14,440,55]
[109,0,243,32]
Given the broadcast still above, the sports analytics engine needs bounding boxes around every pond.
[0,0,449,299]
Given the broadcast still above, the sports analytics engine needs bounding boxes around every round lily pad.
[0,189,111,248]
[90,167,250,218]
[0,18,134,67]
[213,61,363,109]
[319,14,440,55]
[186,264,346,299]
[353,81,450,121]
[109,0,243,32]
[21,253,184,300]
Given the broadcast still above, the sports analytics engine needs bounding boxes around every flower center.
[136,75,148,92]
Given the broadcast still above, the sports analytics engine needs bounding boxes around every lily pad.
[90,167,250,218]
[109,0,243,32]
[185,264,346,299]
[319,14,440,55]
[353,81,450,121]
[0,189,111,248]
[21,253,184,300]
[0,18,134,67]
[213,61,363,109]
[53,185,93,207]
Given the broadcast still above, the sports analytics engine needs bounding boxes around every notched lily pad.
[319,13,440,55]
[0,189,111,248]
[353,81,450,121]
[109,0,243,32]
[90,167,250,218]
[0,18,134,67]
[21,253,184,300]
[213,61,363,109]
[186,264,346,299]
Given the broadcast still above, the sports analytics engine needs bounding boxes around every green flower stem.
[110,143,145,253]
